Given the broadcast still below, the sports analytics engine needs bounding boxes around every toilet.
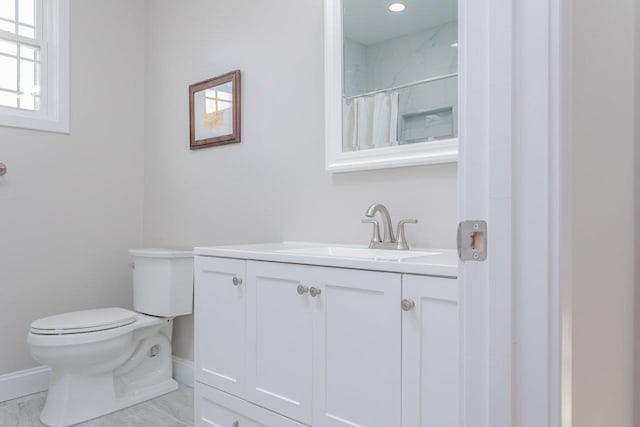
[27,249,194,427]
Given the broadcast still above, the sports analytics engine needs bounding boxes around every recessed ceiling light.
[389,3,405,12]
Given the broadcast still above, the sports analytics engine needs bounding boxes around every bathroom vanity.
[193,242,458,427]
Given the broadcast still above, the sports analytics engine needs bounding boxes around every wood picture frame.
[189,70,241,149]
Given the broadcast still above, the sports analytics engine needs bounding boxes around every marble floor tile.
[0,392,46,427]
[0,392,46,410]
[74,402,176,427]
[0,385,193,427]
[146,385,194,426]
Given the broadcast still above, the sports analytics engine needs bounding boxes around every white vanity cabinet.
[402,274,459,427]
[194,252,458,427]
[196,382,308,427]
[309,265,401,427]
[245,261,315,424]
[194,256,247,396]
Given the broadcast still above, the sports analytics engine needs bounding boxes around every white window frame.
[0,0,68,133]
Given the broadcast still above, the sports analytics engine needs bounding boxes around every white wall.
[570,0,636,425]
[143,0,458,361]
[0,0,145,375]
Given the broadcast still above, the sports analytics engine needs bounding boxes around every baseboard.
[172,356,194,387]
[0,357,192,403]
[0,365,50,403]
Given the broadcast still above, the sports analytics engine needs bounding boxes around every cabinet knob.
[309,287,322,297]
[232,276,243,286]
[297,284,309,295]
[401,299,415,311]
[232,421,239,427]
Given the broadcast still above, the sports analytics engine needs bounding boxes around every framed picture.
[189,70,241,149]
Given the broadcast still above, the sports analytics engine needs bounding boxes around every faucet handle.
[396,219,418,250]
[362,218,382,245]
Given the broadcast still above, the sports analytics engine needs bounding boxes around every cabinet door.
[402,274,459,427]
[245,261,314,425]
[194,256,246,397]
[312,267,402,427]
[195,382,308,427]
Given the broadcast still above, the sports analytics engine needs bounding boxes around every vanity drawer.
[195,382,308,427]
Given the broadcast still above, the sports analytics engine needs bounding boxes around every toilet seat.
[30,307,137,335]
[28,311,167,348]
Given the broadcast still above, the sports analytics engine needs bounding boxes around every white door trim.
[458,0,564,425]
[457,0,513,423]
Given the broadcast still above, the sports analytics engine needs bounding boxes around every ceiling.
[343,0,457,46]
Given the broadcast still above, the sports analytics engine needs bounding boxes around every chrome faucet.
[365,203,395,243]
[362,203,418,250]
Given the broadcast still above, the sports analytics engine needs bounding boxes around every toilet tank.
[128,248,194,317]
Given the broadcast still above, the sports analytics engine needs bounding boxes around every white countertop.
[194,242,458,277]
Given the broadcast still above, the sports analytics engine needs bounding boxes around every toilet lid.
[30,307,137,335]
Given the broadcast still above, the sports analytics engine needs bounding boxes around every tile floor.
[0,385,193,427]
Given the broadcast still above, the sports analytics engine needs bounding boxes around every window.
[0,0,68,133]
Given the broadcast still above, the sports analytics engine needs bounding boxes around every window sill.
[0,110,69,134]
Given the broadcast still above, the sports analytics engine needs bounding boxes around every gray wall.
[0,0,145,375]
[142,0,458,361]
[570,0,637,425]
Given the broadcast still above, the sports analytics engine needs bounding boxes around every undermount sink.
[276,246,441,261]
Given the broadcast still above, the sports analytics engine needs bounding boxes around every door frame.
[458,0,565,425]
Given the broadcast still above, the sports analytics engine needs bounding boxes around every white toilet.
[27,249,194,427]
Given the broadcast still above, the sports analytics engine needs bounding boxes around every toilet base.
[40,377,178,427]
[34,318,177,427]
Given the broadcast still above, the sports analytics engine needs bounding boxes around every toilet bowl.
[27,249,194,427]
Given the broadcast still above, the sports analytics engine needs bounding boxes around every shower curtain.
[343,92,399,151]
